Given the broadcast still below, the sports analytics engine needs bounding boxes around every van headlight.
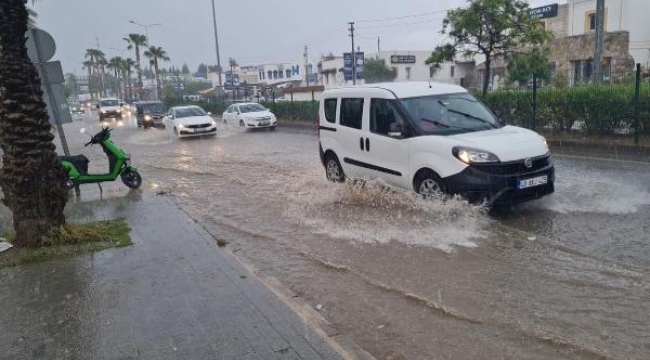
[452,147,500,164]
[144,115,152,121]
[541,136,549,154]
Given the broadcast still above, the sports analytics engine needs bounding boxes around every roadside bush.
[164,99,318,122]
[480,84,650,135]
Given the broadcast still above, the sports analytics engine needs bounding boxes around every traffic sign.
[26,28,56,63]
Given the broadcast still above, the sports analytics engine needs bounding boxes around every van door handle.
[360,137,365,151]
[365,138,370,152]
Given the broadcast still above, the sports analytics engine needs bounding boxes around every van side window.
[324,98,337,123]
[340,98,364,130]
[370,99,405,136]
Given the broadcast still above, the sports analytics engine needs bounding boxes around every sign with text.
[343,52,364,81]
[530,4,559,19]
[390,55,417,64]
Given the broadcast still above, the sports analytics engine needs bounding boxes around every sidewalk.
[0,193,346,360]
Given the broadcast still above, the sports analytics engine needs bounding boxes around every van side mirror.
[388,123,403,138]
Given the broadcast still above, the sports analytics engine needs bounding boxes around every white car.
[318,82,555,206]
[222,103,277,131]
[98,98,122,122]
[163,106,217,139]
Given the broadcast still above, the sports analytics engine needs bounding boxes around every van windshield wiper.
[420,118,477,132]
[437,101,497,129]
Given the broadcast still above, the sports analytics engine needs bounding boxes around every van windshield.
[401,93,502,135]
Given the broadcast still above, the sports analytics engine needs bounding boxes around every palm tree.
[123,34,147,100]
[85,49,106,98]
[0,0,69,247]
[121,58,135,102]
[82,59,94,100]
[144,46,170,100]
[107,56,123,99]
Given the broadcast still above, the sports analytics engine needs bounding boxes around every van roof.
[323,81,468,99]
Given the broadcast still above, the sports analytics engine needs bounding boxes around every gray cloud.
[32,0,561,74]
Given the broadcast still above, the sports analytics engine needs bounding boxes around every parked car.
[134,101,167,128]
[98,98,122,121]
[318,82,555,206]
[222,103,277,131]
[163,105,217,139]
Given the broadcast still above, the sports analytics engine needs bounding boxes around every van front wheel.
[325,154,345,183]
[414,170,446,197]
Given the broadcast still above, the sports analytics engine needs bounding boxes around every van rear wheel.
[325,154,345,183]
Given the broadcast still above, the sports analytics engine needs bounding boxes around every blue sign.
[344,52,364,81]
[225,72,240,89]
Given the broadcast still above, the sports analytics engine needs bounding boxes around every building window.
[585,10,607,33]
[450,65,455,78]
[405,67,411,80]
[286,69,291,78]
[279,70,284,79]
[268,71,273,79]
[571,59,593,86]
[588,12,596,31]
[273,70,278,79]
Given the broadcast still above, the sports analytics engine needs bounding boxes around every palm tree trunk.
[86,67,93,100]
[0,0,69,248]
[154,59,161,100]
[135,46,143,100]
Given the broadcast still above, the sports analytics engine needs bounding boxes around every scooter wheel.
[121,170,142,189]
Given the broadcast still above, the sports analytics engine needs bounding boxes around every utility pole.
[593,0,605,84]
[348,22,356,85]
[304,45,309,85]
[210,0,223,89]
[377,37,381,58]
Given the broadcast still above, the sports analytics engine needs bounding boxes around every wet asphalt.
[2,109,650,359]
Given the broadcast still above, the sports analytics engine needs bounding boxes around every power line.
[356,17,444,30]
[355,9,449,23]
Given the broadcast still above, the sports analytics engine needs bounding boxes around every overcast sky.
[32,0,561,75]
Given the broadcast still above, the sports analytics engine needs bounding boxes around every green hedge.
[164,99,318,122]
[480,84,650,135]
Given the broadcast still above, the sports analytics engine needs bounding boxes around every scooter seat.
[59,155,90,175]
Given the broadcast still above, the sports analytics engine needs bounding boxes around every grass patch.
[216,238,228,248]
[0,219,132,270]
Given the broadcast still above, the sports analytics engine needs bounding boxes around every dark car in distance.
[134,101,167,128]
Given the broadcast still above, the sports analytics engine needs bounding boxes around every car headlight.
[211,120,217,126]
[541,136,549,154]
[101,109,106,114]
[177,123,186,129]
[144,115,152,121]
[452,147,500,164]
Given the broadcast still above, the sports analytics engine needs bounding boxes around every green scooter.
[59,127,142,191]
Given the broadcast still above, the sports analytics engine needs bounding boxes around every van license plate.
[518,175,548,189]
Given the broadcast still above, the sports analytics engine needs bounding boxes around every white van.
[318,82,555,205]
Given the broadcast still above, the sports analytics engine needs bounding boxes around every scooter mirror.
[80,128,86,134]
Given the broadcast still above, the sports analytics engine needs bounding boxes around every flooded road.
[11,110,650,359]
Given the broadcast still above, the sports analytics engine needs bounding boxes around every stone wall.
[548,30,636,83]
[542,4,569,38]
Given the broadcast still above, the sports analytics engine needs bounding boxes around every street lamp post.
[210,0,223,90]
[128,20,162,44]
[128,20,162,100]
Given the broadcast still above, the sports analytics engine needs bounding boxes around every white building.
[564,0,650,68]
[320,51,476,89]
